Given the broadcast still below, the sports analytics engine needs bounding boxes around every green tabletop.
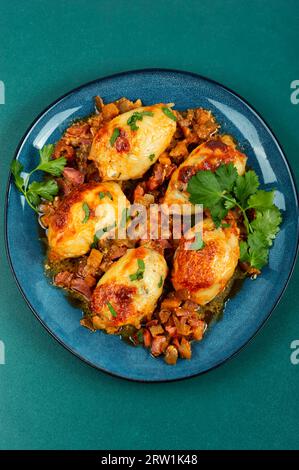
[0,0,298,450]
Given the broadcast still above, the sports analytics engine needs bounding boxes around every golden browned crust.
[50,182,99,230]
[91,282,137,331]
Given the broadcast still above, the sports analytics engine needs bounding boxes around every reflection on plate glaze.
[33,107,82,149]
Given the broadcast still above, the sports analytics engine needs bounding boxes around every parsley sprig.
[11,144,67,212]
[187,163,282,269]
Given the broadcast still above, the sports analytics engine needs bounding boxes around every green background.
[0,0,298,450]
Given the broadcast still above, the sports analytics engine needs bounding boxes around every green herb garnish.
[127,111,154,131]
[129,258,145,281]
[161,107,177,121]
[107,301,117,318]
[94,222,117,240]
[120,207,131,228]
[148,154,155,161]
[187,163,282,270]
[82,202,90,223]
[158,276,163,288]
[99,191,113,200]
[136,330,144,343]
[110,128,120,146]
[90,234,99,249]
[10,144,67,212]
[188,232,205,251]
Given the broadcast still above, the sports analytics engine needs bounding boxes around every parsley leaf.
[224,198,237,210]
[36,144,66,176]
[37,156,67,176]
[11,160,24,191]
[187,170,222,206]
[27,180,59,202]
[39,144,55,163]
[129,258,145,281]
[110,128,120,146]
[107,301,117,318]
[215,163,238,191]
[148,154,155,161]
[239,240,249,262]
[82,202,90,223]
[161,107,177,121]
[247,190,275,210]
[10,144,67,212]
[187,163,282,271]
[158,276,163,288]
[251,207,282,246]
[234,170,259,206]
[240,232,269,270]
[221,223,231,228]
[210,201,229,227]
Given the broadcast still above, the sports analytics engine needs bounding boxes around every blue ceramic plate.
[5,69,299,382]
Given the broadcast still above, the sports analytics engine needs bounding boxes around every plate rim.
[4,67,299,383]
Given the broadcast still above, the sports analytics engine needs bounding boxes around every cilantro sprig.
[11,144,67,212]
[187,163,282,270]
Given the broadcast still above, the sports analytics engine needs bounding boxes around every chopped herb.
[136,330,144,343]
[129,258,145,281]
[127,111,154,131]
[158,276,163,288]
[10,144,67,212]
[188,232,205,251]
[95,222,117,240]
[82,202,90,223]
[110,128,120,146]
[221,223,231,228]
[138,258,145,270]
[148,153,155,161]
[161,106,177,121]
[120,207,131,228]
[107,301,117,318]
[99,191,113,200]
[90,234,99,249]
